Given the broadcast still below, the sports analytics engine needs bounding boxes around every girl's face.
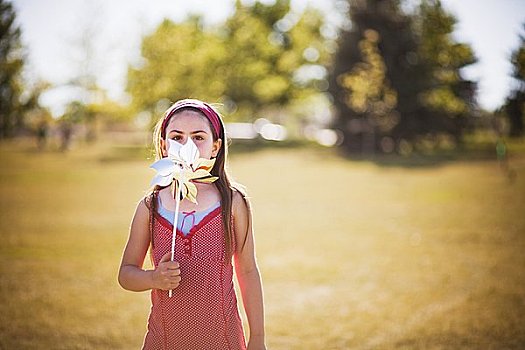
[160,110,222,159]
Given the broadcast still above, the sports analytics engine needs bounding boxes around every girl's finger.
[168,271,180,278]
[159,252,172,263]
[166,261,180,269]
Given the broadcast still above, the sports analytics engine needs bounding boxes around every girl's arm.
[233,191,266,350]
[118,199,181,292]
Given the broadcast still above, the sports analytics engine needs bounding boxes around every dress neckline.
[157,195,220,214]
[153,205,222,239]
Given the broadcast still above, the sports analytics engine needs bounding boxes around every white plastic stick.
[169,180,182,298]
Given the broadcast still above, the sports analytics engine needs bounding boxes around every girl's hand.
[151,252,181,290]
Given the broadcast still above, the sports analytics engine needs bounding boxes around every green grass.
[1,137,524,349]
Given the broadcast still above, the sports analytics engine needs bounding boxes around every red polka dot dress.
[142,193,246,350]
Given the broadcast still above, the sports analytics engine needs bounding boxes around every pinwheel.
[150,138,218,296]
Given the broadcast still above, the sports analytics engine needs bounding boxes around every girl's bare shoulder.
[141,189,158,210]
[231,184,251,215]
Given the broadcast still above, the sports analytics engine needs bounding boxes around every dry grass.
[0,138,524,349]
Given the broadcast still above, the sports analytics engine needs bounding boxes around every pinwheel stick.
[169,179,182,298]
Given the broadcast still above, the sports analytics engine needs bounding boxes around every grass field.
[1,137,524,349]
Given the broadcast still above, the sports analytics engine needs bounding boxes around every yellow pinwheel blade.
[193,158,216,172]
[193,176,219,183]
[185,182,198,203]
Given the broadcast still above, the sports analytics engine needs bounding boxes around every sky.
[10,0,525,116]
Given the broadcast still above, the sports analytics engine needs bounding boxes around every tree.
[328,0,477,154]
[221,0,329,118]
[415,0,477,143]
[0,0,24,138]
[337,29,399,151]
[329,0,422,154]
[127,0,329,123]
[127,16,226,118]
[504,23,525,137]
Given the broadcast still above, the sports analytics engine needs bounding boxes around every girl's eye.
[171,135,182,141]
[193,135,204,141]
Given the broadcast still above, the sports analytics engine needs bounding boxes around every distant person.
[59,119,73,152]
[36,119,48,150]
[496,138,517,183]
[118,99,266,350]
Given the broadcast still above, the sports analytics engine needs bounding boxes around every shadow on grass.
[340,145,497,169]
[7,134,522,173]
[94,137,524,175]
[344,138,525,170]
[230,137,524,170]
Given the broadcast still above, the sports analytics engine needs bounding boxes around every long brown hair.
[151,103,243,259]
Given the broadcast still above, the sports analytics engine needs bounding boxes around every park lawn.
[0,139,524,349]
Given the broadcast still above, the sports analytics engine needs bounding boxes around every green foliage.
[329,0,477,154]
[417,0,476,116]
[127,1,329,122]
[128,17,226,114]
[511,26,525,84]
[89,99,133,124]
[0,0,24,138]
[338,29,398,132]
[502,23,525,137]
[62,101,88,124]
[329,0,423,153]
[222,1,328,117]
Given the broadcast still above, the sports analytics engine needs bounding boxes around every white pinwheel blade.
[179,139,199,166]
[150,173,173,187]
[150,158,176,176]
[167,139,183,159]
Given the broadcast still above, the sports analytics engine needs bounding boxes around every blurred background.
[1,0,524,349]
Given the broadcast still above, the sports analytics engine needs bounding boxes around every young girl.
[118,99,266,350]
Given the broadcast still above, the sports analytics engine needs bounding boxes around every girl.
[118,99,266,350]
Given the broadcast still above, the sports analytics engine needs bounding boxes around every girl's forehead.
[165,110,212,132]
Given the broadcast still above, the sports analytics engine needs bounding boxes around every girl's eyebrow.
[168,129,209,135]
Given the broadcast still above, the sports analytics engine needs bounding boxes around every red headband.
[160,99,222,139]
